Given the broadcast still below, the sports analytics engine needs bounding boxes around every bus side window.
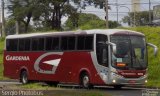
[96,34,108,67]
[77,36,85,50]
[46,37,52,51]
[7,39,18,51]
[61,37,68,50]
[24,39,31,51]
[85,36,93,50]
[52,37,60,50]
[31,38,38,51]
[32,38,44,51]
[38,38,44,51]
[68,36,76,50]
[19,39,25,51]
[77,35,93,51]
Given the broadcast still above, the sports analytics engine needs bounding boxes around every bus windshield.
[111,35,147,70]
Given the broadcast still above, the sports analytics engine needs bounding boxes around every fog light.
[145,80,148,83]
[112,80,116,83]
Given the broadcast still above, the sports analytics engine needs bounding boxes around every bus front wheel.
[80,73,93,89]
[20,70,28,84]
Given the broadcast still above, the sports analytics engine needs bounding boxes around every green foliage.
[80,20,106,30]
[0,38,5,80]
[8,0,79,32]
[7,0,111,33]
[65,13,120,30]
[122,11,153,26]
[8,0,40,33]
[5,18,16,35]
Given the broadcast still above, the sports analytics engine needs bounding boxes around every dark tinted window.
[6,35,93,52]
[77,35,93,50]
[85,36,93,50]
[52,37,59,50]
[6,39,18,51]
[61,37,68,50]
[19,39,25,51]
[68,36,76,50]
[32,38,39,51]
[31,38,44,51]
[24,39,31,51]
[38,38,44,51]
[77,36,85,50]
[46,37,52,50]
[45,37,59,51]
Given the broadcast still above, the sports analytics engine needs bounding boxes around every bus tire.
[20,70,28,84]
[80,73,93,89]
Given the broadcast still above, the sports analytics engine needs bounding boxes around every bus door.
[96,34,109,83]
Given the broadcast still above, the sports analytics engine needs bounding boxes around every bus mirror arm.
[106,42,117,54]
[147,43,158,56]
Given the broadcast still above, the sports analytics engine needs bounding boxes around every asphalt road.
[0,80,157,96]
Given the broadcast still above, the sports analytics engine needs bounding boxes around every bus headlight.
[112,80,116,83]
[145,80,148,83]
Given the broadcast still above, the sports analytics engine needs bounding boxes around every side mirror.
[147,43,158,56]
[106,42,117,54]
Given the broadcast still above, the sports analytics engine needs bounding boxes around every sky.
[1,0,160,25]
[79,0,160,26]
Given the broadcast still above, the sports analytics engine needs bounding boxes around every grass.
[0,38,5,80]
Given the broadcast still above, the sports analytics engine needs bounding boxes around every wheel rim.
[83,75,89,88]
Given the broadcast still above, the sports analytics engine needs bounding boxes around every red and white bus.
[3,29,158,88]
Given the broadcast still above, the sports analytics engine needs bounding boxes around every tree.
[8,0,41,33]
[8,0,78,32]
[122,11,153,26]
[7,0,111,33]
[65,13,120,30]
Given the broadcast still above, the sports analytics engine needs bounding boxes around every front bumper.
[108,72,148,85]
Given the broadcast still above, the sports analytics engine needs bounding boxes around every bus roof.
[6,29,144,39]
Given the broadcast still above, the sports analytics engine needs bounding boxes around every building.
[131,0,140,12]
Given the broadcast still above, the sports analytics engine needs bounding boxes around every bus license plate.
[129,80,136,84]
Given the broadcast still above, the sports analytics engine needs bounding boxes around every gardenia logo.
[6,55,30,61]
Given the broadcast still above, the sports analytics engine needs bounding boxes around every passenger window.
[85,36,93,50]
[77,36,85,50]
[7,39,18,51]
[19,39,25,51]
[61,37,68,50]
[52,37,59,50]
[77,35,93,50]
[32,38,39,51]
[68,36,76,50]
[24,39,31,51]
[46,37,52,51]
[31,38,44,51]
[38,38,44,51]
